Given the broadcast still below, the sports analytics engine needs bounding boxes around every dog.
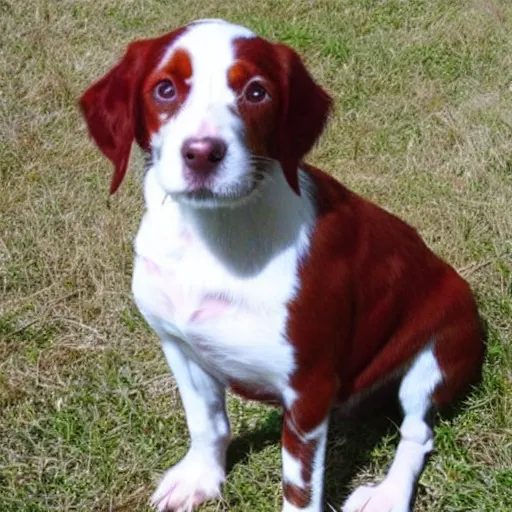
[80,19,484,512]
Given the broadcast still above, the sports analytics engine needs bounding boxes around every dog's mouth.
[172,180,259,208]
[172,156,277,208]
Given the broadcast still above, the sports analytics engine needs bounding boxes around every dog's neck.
[142,167,316,277]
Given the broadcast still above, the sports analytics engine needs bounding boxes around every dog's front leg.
[151,339,229,512]
[281,380,334,512]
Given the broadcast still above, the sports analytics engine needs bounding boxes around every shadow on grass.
[226,408,282,473]
[324,399,402,509]
[225,384,403,509]
[225,371,484,511]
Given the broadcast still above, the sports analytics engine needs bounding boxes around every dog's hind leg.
[342,345,442,512]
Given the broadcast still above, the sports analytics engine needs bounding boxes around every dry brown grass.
[1,0,511,510]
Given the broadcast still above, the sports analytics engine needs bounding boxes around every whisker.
[249,154,277,164]
[144,153,154,171]
[249,158,278,176]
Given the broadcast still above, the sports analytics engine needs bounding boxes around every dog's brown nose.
[181,137,227,173]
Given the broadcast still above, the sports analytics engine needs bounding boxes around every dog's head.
[80,19,331,203]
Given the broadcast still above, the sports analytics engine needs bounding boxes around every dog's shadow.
[226,382,478,511]
[226,385,405,510]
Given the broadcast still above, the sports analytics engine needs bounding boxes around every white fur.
[133,166,315,391]
[282,419,329,512]
[133,92,317,511]
[282,449,305,488]
[135,165,316,509]
[342,346,442,512]
[151,20,257,201]
[132,22,321,511]
[151,448,225,512]
[310,420,329,509]
[150,339,229,512]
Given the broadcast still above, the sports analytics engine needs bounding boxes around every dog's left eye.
[154,79,176,102]
[244,82,269,103]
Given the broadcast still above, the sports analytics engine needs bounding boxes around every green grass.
[1,0,511,510]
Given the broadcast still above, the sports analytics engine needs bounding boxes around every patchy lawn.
[1,0,511,510]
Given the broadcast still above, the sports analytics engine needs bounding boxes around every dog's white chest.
[131,204,304,391]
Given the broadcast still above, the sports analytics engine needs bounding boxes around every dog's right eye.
[154,79,176,102]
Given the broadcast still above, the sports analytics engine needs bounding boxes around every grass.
[1,0,511,510]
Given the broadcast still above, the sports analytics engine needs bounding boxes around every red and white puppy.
[80,19,484,512]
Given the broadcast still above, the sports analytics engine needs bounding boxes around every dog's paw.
[342,481,410,512]
[151,451,225,512]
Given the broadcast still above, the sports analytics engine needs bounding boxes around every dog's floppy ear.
[79,40,153,194]
[274,44,332,195]
[79,30,184,194]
